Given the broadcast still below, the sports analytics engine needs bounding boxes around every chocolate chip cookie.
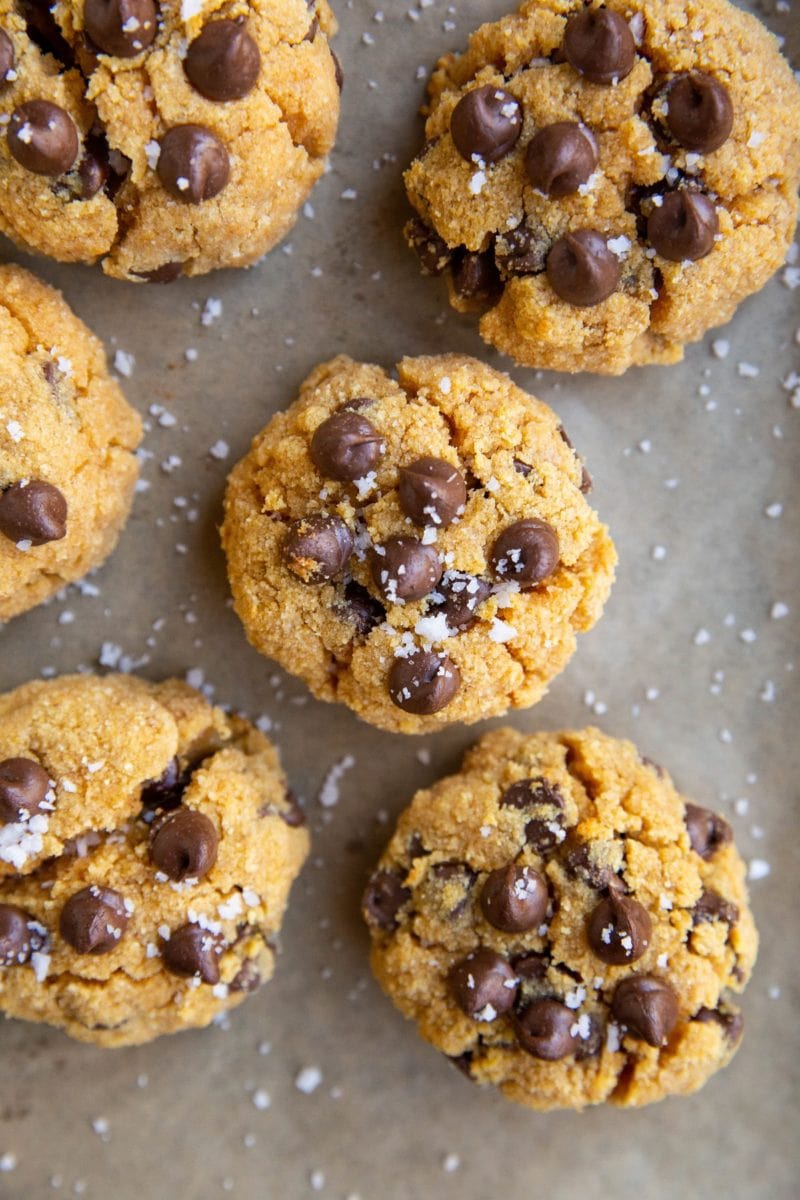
[0,673,308,1046]
[0,264,141,622]
[0,1,340,281]
[363,727,757,1110]
[221,353,616,734]
[404,0,800,374]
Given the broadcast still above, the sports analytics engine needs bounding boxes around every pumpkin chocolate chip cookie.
[404,0,800,374]
[0,673,308,1046]
[363,726,758,1110]
[221,353,616,734]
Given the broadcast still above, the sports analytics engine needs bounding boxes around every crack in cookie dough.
[403,0,800,374]
[0,1,340,280]
[221,353,616,734]
[363,726,757,1110]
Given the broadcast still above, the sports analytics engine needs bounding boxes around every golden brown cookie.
[0,264,141,622]
[221,353,616,734]
[0,674,309,1046]
[0,1,340,281]
[404,0,800,374]
[363,727,757,1110]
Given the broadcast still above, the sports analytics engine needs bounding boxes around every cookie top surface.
[222,353,616,734]
[0,1,340,280]
[363,726,757,1110]
[0,673,309,1045]
[0,264,141,622]
[404,0,800,374]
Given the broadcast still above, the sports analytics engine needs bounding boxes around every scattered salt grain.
[295,1065,323,1094]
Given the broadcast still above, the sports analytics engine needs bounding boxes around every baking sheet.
[1,2,798,1197]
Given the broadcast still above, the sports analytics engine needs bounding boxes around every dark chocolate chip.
[371,537,442,603]
[546,230,620,306]
[494,223,549,278]
[490,518,559,584]
[0,30,15,83]
[230,959,261,993]
[647,191,718,261]
[449,948,518,1019]
[666,72,733,153]
[398,458,466,528]
[501,777,565,852]
[388,651,461,715]
[448,1051,474,1078]
[513,951,549,981]
[450,84,522,164]
[336,580,385,636]
[7,100,78,176]
[283,515,353,584]
[432,861,477,918]
[157,124,230,203]
[362,870,410,930]
[149,808,219,882]
[451,248,502,304]
[564,842,614,890]
[0,757,50,824]
[564,8,636,84]
[480,864,548,933]
[60,886,129,955]
[140,757,186,810]
[405,217,452,276]
[0,905,34,966]
[184,18,261,102]
[611,974,679,1046]
[0,481,67,546]
[587,891,652,964]
[78,146,108,199]
[431,573,491,631]
[310,409,384,481]
[694,1006,743,1045]
[525,121,598,196]
[693,889,738,927]
[162,922,224,983]
[132,261,184,283]
[84,0,157,58]
[515,999,580,1060]
[574,1015,605,1060]
[684,803,732,860]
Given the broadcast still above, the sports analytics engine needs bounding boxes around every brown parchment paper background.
[0,2,798,1197]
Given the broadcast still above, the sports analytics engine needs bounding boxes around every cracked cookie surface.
[221,353,616,734]
[0,1,340,280]
[0,264,141,622]
[404,0,800,375]
[363,726,757,1110]
[0,673,309,1046]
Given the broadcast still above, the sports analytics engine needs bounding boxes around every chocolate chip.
[526,121,598,197]
[84,0,157,58]
[666,72,733,153]
[0,905,34,966]
[0,481,67,546]
[60,887,129,954]
[564,842,614,890]
[513,951,549,981]
[448,1051,474,1078]
[0,757,50,825]
[388,651,461,715]
[693,889,738,927]
[140,757,187,811]
[278,791,306,827]
[0,30,15,83]
[405,217,452,276]
[684,803,732,860]
[157,124,230,203]
[500,777,565,852]
[431,862,477,918]
[587,890,651,964]
[336,580,385,636]
[184,18,261,102]
[449,948,518,1019]
[283,515,353,584]
[546,230,620,306]
[310,409,384,481]
[494,223,549,279]
[162,923,224,983]
[564,8,635,85]
[647,191,718,262]
[362,870,410,930]
[694,1006,743,1045]
[78,145,108,199]
[371,537,442,603]
[451,249,502,304]
[431,573,491,631]
[398,458,467,528]
[230,959,261,993]
[450,84,522,164]
[515,999,580,1060]
[490,518,559,585]
[611,975,679,1046]
[7,100,78,177]
[574,1015,604,1060]
[131,261,184,283]
[480,864,548,933]
[149,809,219,882]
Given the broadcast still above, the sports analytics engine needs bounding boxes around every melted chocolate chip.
[694,1006,744,1045]
[0,905,34,966]
[587,890,652,964]
[611,975,679,1046]
[157,125,230,203]
[0,757,50,824]
[684,803,732,859]
[449,948,518,1019]
[283,515,354,584]
[388,651,461,715]
[647,191,718,261]
[450,84,522,164]
[398,458,466,528]
[184,18,261,102]
[371,537,442,603]
[666,72,734,154]
[546,230,620,306]
[431,573,491,631]
[336,580,385,636]
[84,0,157,58]
[162,923,224,983]
[310,409,384,481]
[489,518,559,585]
[405,217,452,276]
[693,889,738,927]
[7,100,78,176]
[0,30,15,83]
[451,249,502,304]
[515,999,580,1060]
[494,223,549,279]
[480,864,548,933]
[362,870,410,930]
[60,887,129,955]
[0,481,67,546]
[149,809,219,882]
[564,8,636,85]
[526,122,598,197]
